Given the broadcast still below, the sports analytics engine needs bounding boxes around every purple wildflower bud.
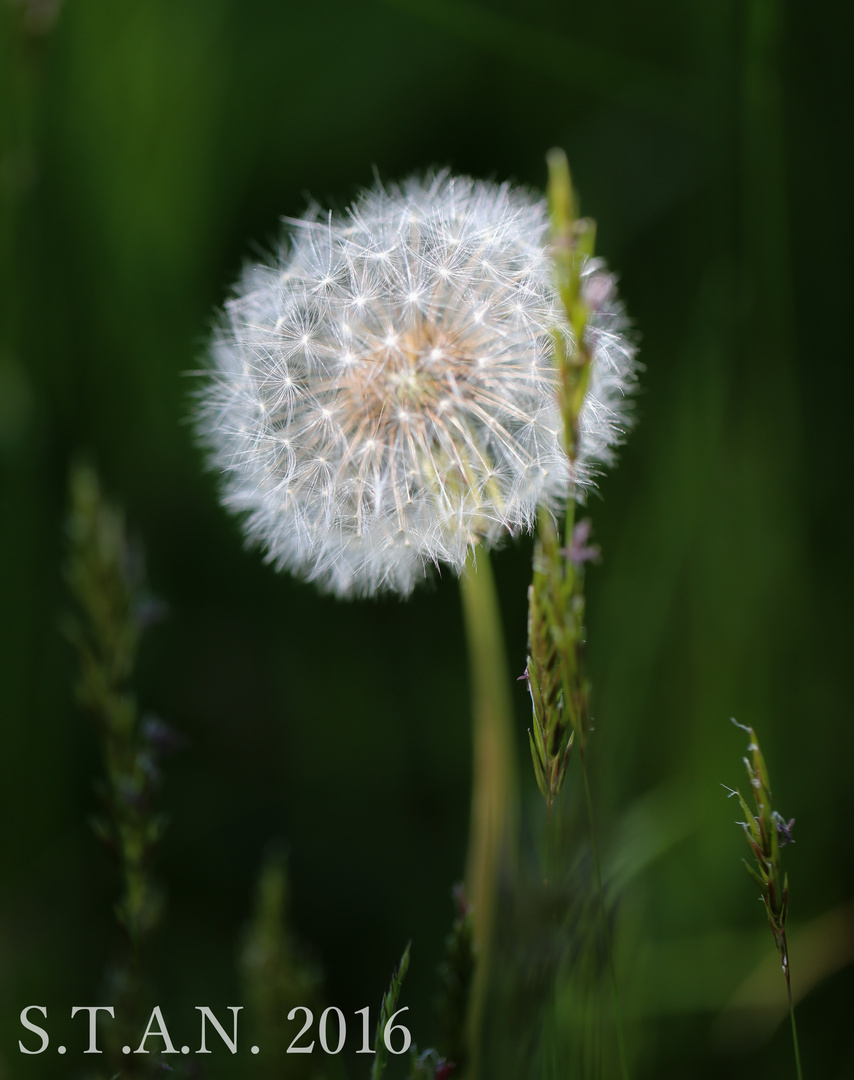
[773,811,796,847]
[452,883,471,920]
[118,775,154,815]
[563,519,601,566]
[121,538,147,589]
[142,715,188,755]
[136,748,161,783]
[135,594,169,629]
[582,269,614,313]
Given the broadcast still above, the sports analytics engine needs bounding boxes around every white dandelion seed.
[196,172,637,597]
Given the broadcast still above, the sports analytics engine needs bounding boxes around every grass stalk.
[787,976,804,1080]
[727,722,803,1079]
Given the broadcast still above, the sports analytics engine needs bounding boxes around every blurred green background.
[1,0,852,1076]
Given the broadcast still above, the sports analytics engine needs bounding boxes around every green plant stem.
[459,549,518,1076]
[787,976,804,1080]
[580,748,630,1080]
[544,799,557,884]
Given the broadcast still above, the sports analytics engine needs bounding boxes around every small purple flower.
[142,715,188,755]
[135,594,170,630]
[773,811,796,847]
[563,519,601,566]
[582,270,614,313]
[452,883,471,920]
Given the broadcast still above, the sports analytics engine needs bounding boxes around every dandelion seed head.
[196,172,637,597]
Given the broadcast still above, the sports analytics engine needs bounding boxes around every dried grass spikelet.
[196,172,636,597]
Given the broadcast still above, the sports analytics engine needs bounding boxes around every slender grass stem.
[459,548,518,1077]
[580,748,630,1080]
[787,969,804,1080]
[544,797,557,885]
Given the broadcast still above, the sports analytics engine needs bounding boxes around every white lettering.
[71,1006,115,1053]
[19,1006,49,1055]
[195,1006,242,1054]
[134,1006,178,1055]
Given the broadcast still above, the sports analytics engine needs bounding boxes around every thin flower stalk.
[726,720,803,1080]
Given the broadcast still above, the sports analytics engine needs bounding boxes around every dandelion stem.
[580,747,630,1080]
[459,548,518,1074]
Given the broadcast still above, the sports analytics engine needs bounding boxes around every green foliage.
[371,942,411,1080]
[65,464,171,948]
[240,847,328,1080]
[64,464,182,1077]
[476,834,622,1080]
[65,464,142,731]
[435,887,474,1072]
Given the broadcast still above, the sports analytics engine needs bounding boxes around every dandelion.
[196,171,635,598]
